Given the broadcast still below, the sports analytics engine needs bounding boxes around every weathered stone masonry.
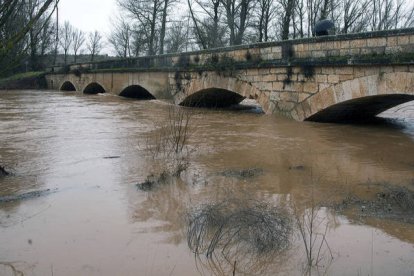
[46,28,414,122]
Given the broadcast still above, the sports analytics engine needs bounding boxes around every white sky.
[59,0,118,35]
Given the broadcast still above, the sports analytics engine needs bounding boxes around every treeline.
[0,0,105,78]
[1,0,413,77]
[109,0,414,57]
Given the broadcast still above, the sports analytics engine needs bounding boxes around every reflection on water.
[0,90,413,275]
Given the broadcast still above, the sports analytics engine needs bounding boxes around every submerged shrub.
[186,198,292,274]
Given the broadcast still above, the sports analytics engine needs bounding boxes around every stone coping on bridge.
[49,28,414,74]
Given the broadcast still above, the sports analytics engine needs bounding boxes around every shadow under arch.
[60,81,76,91]
[119,85,156,99]
[179,88,245,108]
[306,95,414,123]
[83,82,106,94]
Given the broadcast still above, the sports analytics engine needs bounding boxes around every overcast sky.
[59,0,118,35]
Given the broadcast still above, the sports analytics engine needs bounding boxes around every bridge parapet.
[49,28,414,74]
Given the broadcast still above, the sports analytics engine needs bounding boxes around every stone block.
[319,83,330,91]
[262,74,277,82]
[280,91,299,102]
[299,92,312,102]
[321,67,335,74]
[294,44,304,52]
[367,37,386,47]
[270,91,281,101]
[259,68,270,75]
[320,87,336,108]
[260,47,272,55]
[327,75,339,84]
[340,49,351,56]
[316,74,328,83]
[270,68,287,74]
[350,39,366,48]
[397,35,410,45]
[272,81,284,91]
[340,40,350,49]
[271,46,282,53]
[335,67,353,75]
[277,74,287,81]
[303,81,318,93]
[333,83,347,103]
[278,101,296,111]
[350,48,361,55]
[410,35,414,44]
[387,37,398,47]
[327,50,340,57]
[269,52,282,59]
[294,105,305,121]
[312,50,326,58]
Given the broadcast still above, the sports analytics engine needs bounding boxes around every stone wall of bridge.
[46,28,414,122]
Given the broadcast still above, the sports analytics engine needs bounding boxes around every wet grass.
[217,168,263,179]
[186,197,292,274]
[332,182,414,223]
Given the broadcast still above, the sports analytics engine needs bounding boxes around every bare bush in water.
[138,105,194,190]
[144,105,193,159]
[293,200,334,275]
[186,197,292,275]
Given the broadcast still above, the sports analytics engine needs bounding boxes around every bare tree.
[109,17,132,58]
[220,0,256,45]
[370,0,414,30]
[87,30,103,62]
[117,0,163,56]
[165,21,188,53]
[280,0,295,39]
[59,21,73,64]
[71,28,85,63]
[0,0,58,75]
[188,0,228,49]
[255,0,276,41]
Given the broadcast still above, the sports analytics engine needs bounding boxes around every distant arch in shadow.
[83,82,106,94]
[60,81,76,91]
[119,85,156,99]
[179,88,245,108]
[306,95,414,123]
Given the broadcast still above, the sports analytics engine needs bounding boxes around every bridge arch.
[177,74,269,112]
[119,85,155,99]
[83,82,106,94]
[180,88,245,107]
[60,81,77,91]
[295,72,414,123]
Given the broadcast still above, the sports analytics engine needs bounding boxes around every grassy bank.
[0,71,47,90]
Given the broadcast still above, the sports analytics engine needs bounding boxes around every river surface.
[0,90,413,275]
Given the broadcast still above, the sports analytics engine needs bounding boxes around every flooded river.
[0,90,413,275]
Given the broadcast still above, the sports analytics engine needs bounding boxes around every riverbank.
[0,71,46,90]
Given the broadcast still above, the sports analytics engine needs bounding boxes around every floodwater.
[0,90,413,275]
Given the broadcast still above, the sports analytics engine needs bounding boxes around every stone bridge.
[46,28,414,123]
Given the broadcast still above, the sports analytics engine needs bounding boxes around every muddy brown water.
[0,90,413,275]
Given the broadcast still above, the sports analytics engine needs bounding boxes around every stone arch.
[294,72,414,122]
[180,88,245,107]
[83,82,106,94]
[119,85,155,99]
[177,74,270,112]
[60,81,77,91]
